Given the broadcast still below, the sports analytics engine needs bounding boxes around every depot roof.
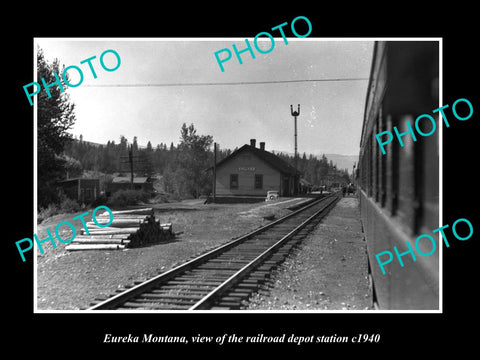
[215,143,300,176]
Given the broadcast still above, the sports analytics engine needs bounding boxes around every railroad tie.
[87,194,341,310]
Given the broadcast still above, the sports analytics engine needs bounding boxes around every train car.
[358,41,440,310]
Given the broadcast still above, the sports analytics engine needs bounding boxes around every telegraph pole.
[129,144,134,190]
[291,104,300,195]
[213,142,217,203]
[120,142,149,189]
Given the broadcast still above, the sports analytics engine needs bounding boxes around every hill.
[323,154,358,173]
[272,150,358,174]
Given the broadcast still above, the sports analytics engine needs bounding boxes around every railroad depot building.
[214,139,299,198]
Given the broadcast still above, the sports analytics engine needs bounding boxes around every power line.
[83,77,370,88]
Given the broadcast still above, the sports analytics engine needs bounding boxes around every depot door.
[282,178,290,196]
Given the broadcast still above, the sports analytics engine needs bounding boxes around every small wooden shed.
[106,176,154,196]
[57,178,100,203]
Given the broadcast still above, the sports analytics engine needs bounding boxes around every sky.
[36,38,373,156]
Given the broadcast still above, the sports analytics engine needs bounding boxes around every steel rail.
[87,193,338,310]
[189,195,339,310]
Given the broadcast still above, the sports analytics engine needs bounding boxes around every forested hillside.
[63,123,351,199]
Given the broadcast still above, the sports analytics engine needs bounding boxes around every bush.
[37,194,81,223]
[38,203,59,223]
[107,189,150,207]
[58,195,81,213]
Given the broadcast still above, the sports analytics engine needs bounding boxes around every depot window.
[254,174,263,189]
[230,174,239,189]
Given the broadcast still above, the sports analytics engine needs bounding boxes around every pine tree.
[132,136,139,152]
[146,141,153,152]
[37,47,76,208]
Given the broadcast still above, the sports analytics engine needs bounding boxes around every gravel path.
[247,196,373,311]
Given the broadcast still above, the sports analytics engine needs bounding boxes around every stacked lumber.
[65,207,174,251]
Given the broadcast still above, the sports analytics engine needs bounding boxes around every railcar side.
[358,41,440,310]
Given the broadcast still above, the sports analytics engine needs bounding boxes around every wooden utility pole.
[213,142,217,203]
[129,145,134,190]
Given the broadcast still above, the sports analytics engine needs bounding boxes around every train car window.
[385,114,394,212]
[420,112,439,233]
[379,106,387,207]
[395,114,416,232]
[390,114,399,217]
[361,146,366,191]
[414,124,424,234]
[368,135,373,197]
[363,147,367,193]
[374,114,380,203]
[359,148,365,192]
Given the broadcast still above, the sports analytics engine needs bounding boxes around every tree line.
[63,124,230,199]
[63,131,350,198]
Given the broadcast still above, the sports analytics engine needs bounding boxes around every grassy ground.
[36,198,301,310]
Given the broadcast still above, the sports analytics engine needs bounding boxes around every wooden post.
[213,142,217,203]
[129,145,134,190]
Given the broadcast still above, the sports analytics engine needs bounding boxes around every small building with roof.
[57,178,100,203]
[214,139,299,198]
[106,176,154,196]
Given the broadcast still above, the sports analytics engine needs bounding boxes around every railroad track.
[88,193,340,311]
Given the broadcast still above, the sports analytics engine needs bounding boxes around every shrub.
[107,189,150,207]
[37,194,81,223]
[38,203,59,223]
[58,195,81,213]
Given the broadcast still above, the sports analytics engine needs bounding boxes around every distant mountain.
[72,137,149,149]
[80,139,103,147]
[272,149,358,174]
[323,154,358,173]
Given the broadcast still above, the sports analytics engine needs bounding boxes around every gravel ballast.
[35,196,371,311]
[247,196,373,311]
